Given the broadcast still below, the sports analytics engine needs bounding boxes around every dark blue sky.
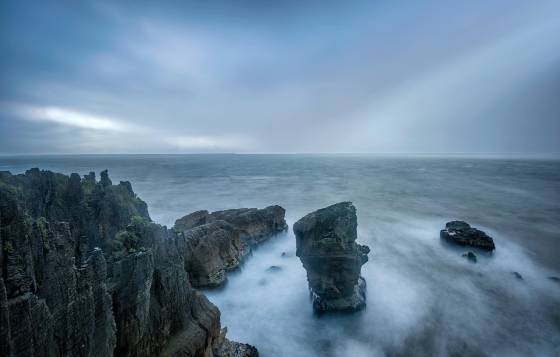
[1,0,559,154]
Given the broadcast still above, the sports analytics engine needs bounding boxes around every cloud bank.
[0,0,559,154]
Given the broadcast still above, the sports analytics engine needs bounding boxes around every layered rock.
[293,202,370,312]
[440,221,495,251]
[175,221,250,287]
[173,205,287,287]
[175,205,287,245]
[0,169,256,357]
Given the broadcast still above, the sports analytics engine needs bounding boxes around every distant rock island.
[0,168,287,356]
[440,220,496,251]
[293,202,370,313]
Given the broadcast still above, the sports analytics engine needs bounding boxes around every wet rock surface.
[266,265,282,272]
[440,221,496,251]
[0,169,256,357]
[293,202,370,313]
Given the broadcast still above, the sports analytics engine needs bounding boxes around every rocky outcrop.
[173,205,287,287]
[0,169,256,357]
[440,221,495,251]
[175,221,250,287]
[293,202,370,313]
[462,251,477,263]
[175,206,287,245]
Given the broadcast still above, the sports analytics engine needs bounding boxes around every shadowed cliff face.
[0,169,253,357]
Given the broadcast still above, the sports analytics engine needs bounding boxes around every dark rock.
[440,221,495,251]
[512,272,523,280]
[175,221,250,287]
[0,169,255,357]
[548,276,560,283]
[462,251,477,263]
[266,265,282,272]
[216,338,259,357]
[293,202,370,312]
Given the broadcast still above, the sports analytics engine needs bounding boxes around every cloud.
[165,135,249,150]
[4,103,130,132]
[1,1,560,154]
[0,102,252,153]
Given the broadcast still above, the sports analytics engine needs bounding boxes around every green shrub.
[3,241,14,254]
[112,215,149,257]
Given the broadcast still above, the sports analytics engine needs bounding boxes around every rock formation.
[462,251,477,263]
[440,221,495,251]
[175,206,287,245]
[174,221,250,287]
[293,202,370,313]
[0,169,257,356]
[173,205,287,287]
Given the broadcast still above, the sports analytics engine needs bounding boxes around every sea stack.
[293,202,370,313]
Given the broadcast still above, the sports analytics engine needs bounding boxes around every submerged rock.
[293,202,370,313]
[266,265,282,272]
[462,251,477,263]
[512,271,524,280]
[440,221,495,251]
[548,276,560,283]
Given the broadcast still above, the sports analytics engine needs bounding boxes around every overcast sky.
[1,0,559,154]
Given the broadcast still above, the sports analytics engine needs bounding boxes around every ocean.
[1,154,559,356]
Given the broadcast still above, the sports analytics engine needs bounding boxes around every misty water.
[1,154,559,356]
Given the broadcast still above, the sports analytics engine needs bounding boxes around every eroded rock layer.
[175,221,250,287]
[173,206,287,287]
[175,206,287,245]
[293,202,370,313]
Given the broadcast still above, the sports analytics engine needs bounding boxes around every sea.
[1,154,559,356]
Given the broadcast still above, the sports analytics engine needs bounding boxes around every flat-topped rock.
[440,221,495,251]
[293,202,370,313]
[174,210,216,231]
[175,205,287,245]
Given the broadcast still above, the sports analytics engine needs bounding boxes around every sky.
[0,0,559,154]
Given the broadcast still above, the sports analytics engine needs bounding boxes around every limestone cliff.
[0,169,256,357]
